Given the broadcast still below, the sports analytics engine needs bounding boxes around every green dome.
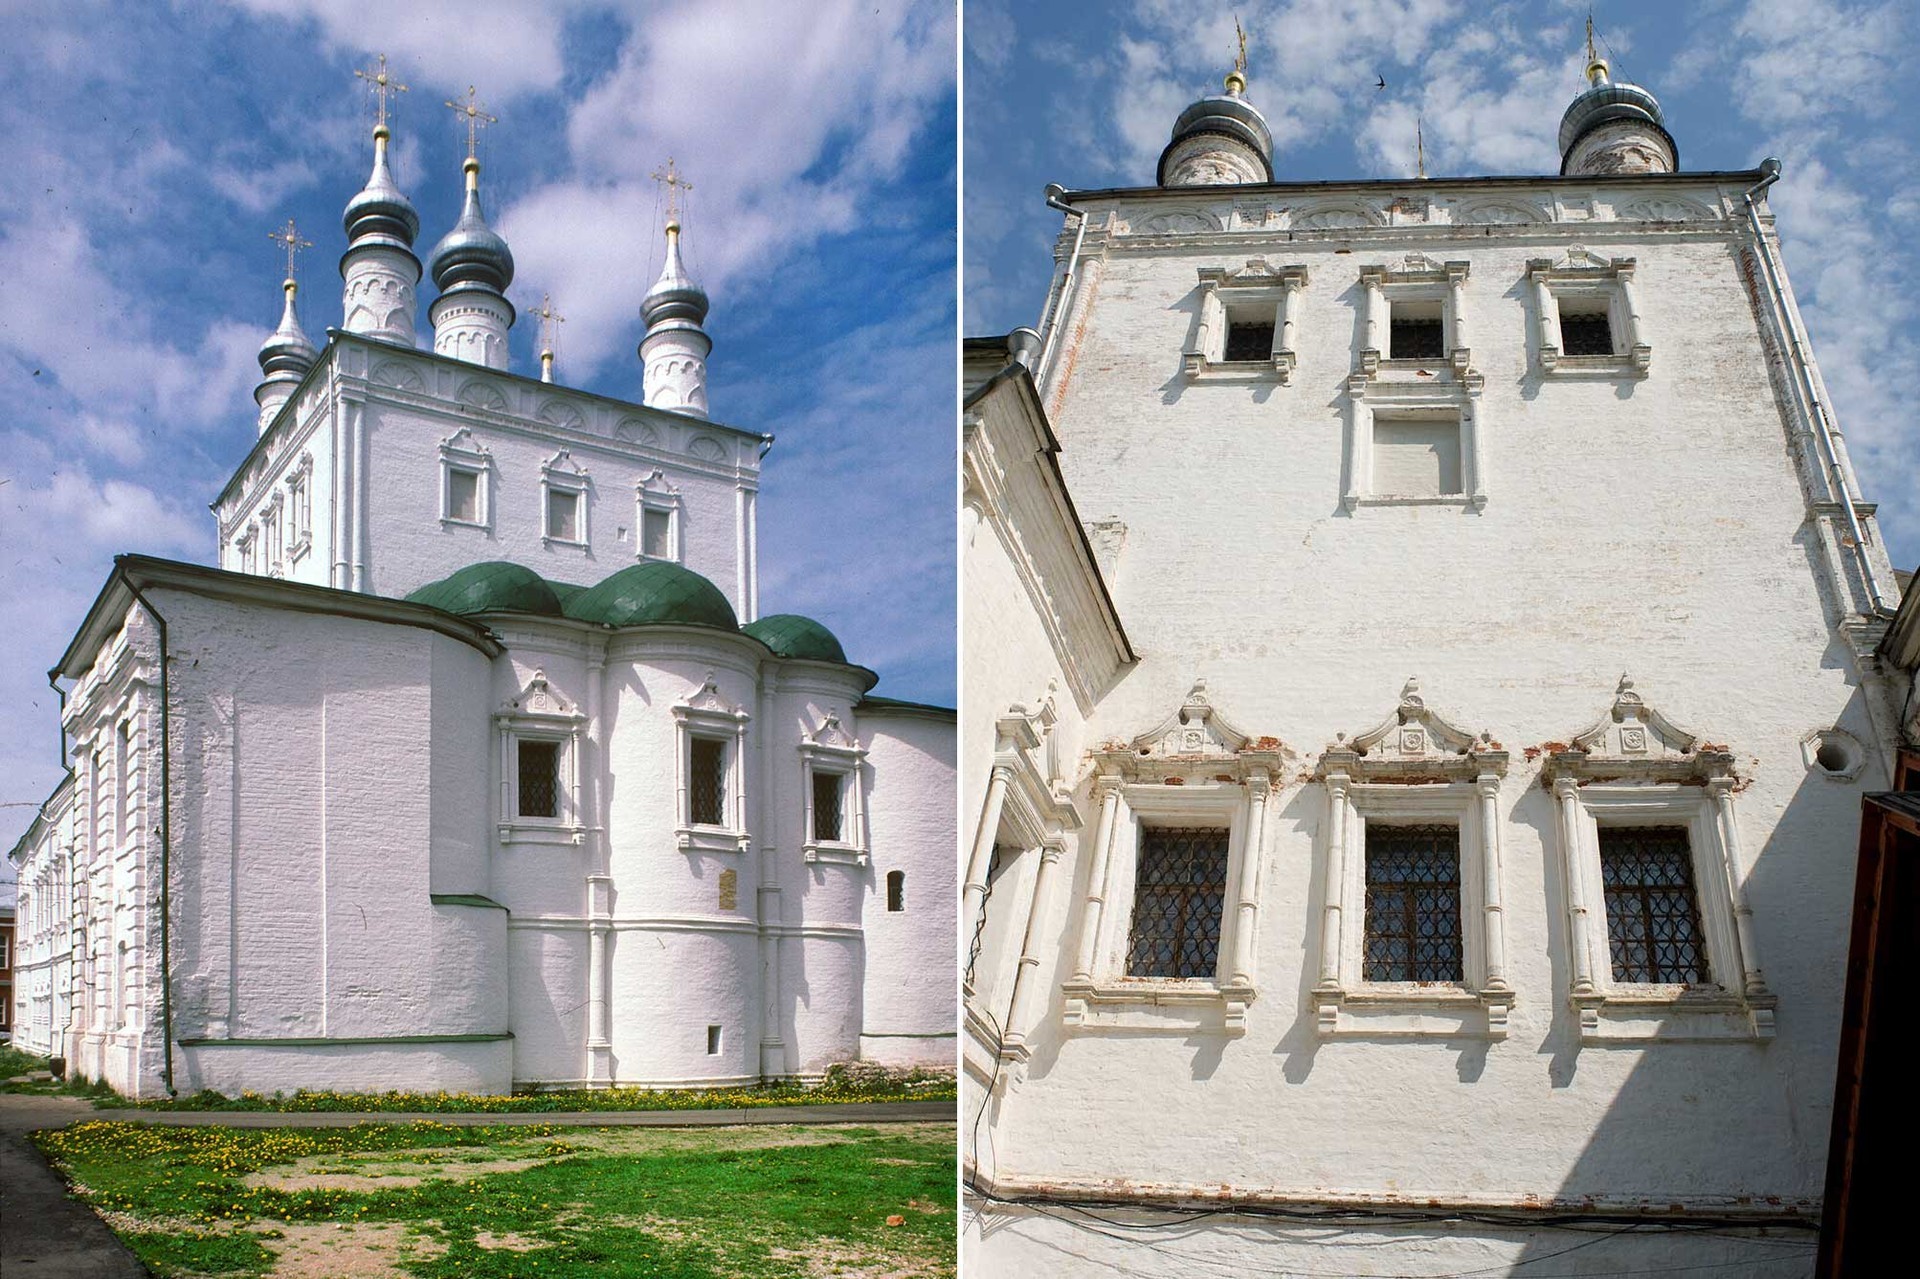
[563,561,738,629]
[743,613,847,664]
[407,562,562,616]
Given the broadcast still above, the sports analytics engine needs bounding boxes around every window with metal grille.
[886,870,905,912]
[1224,319,1275,362]
[517,739,559,818]
[813,770,843,842]
[1560,309,1614,356]
[689,737,726,826]
[1125,826,1230,980]
[1363,824,1463,982]
[1599,826,1709,984]
[1390,312,1446,360]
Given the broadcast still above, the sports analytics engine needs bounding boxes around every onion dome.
[342,126,421,256]
[743,613,848,664]
[563,561,737,629]
[406,562,563,616]
[257,280,317,380]
[1558,58,1677,175]
[1158,69,1275,187]
[640,221,710,335]
[429,159,515,301]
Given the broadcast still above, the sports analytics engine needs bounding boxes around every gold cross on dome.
[651,157,692,224]
[269,218,313,281]
[445,85,498,160]
[1233,15,1248,78]
[354,53,409,130]
[532,293,565,351]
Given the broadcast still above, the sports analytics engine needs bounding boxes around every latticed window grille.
[1560,311,1614,356]
[812,771,843,842]
[1390,316,1446,360]
[1126,827,1230,980]
[1363,824,1463,982]
[1599,826,1709,984]
[689,737,727,826]
[1224,320,1275,362]
[517,739,559,819]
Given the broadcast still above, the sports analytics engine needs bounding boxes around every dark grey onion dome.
[341,128,421,255]
[257,282,318,378]
[1156,77,1275,187]
[1558,66,1678,174]
[640,224,710,333]
[428,161,515,299]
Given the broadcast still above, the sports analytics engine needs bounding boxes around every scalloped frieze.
[457,379,508,411]
[1457,199,1547,226]
[370,359,424,391]
[1293,203,1384,230]
[687,434,725,462]
[538,398,586,431]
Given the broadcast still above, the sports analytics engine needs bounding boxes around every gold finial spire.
[532,293,564,383]
[1585,13,1609,85]
[1416,116,1427,180]
[651,157,693,232]
[269,218,313,288]
[354,53,409,136]
[1226,15,1248,94]
[445,85,498,165]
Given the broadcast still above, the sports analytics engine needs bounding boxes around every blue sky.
[965,0,1918,577]
[0,0,955,854]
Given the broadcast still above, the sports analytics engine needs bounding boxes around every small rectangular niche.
[641,507,673,559]
[1372,415,1463,498]
[1389,301,1445,360]
[706,1025,722,1055]
[547,489,582,542]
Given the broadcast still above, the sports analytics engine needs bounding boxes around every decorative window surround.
[261,494,284,576]
[236,526,257,575]
[494,670,587,847]
[962,688,1081,1069]
[636,469,683,563]
[1182,259,1309,382]
[799,711,869,867]
[1313,679,1512,1039]
[439,428,493,530]
[1358,255,1472,378]
[1342,373,1487,512]
[540,448,591,548]
[1543,676,1775,1042]
[1062,681,1285,1038]
[1528,249,1651,376]
[286,455,313,558]
[672,673,751,854]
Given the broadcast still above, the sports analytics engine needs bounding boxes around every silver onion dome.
[1558,66,1677,174]
[640,224,709,333]
[428,162,515,298]
[342,129,421,253]
[1157,77,1275,186]
[257,282,318,379]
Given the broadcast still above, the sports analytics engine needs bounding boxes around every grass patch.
[38,1119,953,1278]
[0,1043,51,1078]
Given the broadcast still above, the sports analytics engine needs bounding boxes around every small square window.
[1389,302,1445,360]
[1223,318,1275,362]
[1363,823,1462,983]
[886,869,905,913]
[1599,827,1708,984]
[1372,416,1462,497]
[547,489,581,542]
[448,468,481,523]
[517,739,559,818]
[642,507,672,559]
[689,737,726,826]
[1560,307,1614,356]
[1125,826,1230,980]
[812,771,844,842]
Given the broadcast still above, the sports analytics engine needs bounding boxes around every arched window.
[886,870,905,913]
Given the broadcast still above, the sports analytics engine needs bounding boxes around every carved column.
[962,763,1014,988]
[1274,272,1304,379]
[1616,263,1650,369]
[1317,772,1351,989]
[1002,839,1065,1060]
[1070,777,1123,983]
[1228,773,1270,987]
[1530,266,1560,369]
[1707,778,1768,997]
[1554,777,1596,993]
[1446,262,1471,374]
[1477,771,1509,992]
[1360,268,1385,372]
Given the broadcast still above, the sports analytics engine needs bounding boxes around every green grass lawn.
[35,1119,955,1277]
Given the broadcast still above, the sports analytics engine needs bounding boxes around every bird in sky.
[1375,74,1387,90]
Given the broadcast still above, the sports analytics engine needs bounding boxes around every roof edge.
[1050,166,1769,206]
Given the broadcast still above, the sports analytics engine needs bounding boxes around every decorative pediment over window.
[542,448,589,480]
[1098,680,1286,782]
[678,671,748,722]
[1319,677,1508,782]
[1544,676,1733,783]
[498,669,583,725]
[441,426,491,465]
[805,710,863,754]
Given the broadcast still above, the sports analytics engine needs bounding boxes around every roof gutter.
[1034,184,1089,390]
[1741,158,1889,616]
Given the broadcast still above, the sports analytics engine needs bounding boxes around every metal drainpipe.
[1742,158,1889,616]
[46,670,68,772]
[1034,184,1089,387]
[121,574,177,1096]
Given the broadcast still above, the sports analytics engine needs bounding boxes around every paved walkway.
[0,1093,952,1276]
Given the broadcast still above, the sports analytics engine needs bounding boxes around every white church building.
[7,90,955,1100]
[962,45,1906,1277]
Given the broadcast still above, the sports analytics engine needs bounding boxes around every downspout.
[1743,158,1889,615]
[1034,184,1089,389]
[121,575,176,1097]
[47,670,68,772]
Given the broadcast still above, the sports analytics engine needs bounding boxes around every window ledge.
[1062,978,1256,1037]
[288,538,311,561]
[1540,347,1651,377]
[677,825,750,854]
[541,535,589,550]
[1313,983,1514,1040]
[1181,352,1296,383]
[498,821,587,847]
[1573,986,1777,1043]
[802,840,869,867]
[1346,493,1486,512]
[441,517,491,531]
